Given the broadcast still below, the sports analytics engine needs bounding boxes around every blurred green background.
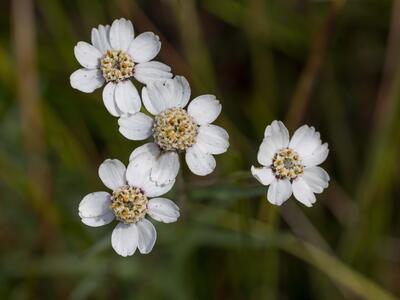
[1,0,400,299]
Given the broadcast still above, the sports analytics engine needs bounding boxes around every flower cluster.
[71,18,229,256]
[72,18,330,257]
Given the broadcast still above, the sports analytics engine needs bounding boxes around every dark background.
[1,0,399,299]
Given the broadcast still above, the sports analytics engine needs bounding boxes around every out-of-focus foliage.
[1,0,400,299]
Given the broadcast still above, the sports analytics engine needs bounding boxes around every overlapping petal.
[289,125,322,158]
[109,18,135,51]
[141,177,175,198]
[301,143,329,167]
[142,76,190,115]
[115,80,141,114]
[91,24,111,54]
[129,143,161,162]
[128,32,161,63]
[150,151,180,186]
[257,138,277,166]
[102,82,121,117]
[111,222,138,257]
[118,113,154,140]
[302,166,330,194]
[267,178,292,206]
[126,153,154,189]
[136,219,157,254]
[292,177,316,207]
[98,159,126,190]
[263,120,289,152]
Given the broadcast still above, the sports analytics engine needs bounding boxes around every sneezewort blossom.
[70,18,172,117]
[118,75,229,185]
[79,156,179,257]
[251,120,330,207]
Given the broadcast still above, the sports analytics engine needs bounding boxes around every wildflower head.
[110,185,148,224]
[153,108,198,152]
[100,50,134,82]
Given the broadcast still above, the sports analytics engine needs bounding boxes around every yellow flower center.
[153,108,198,151]
[111,185,148,224]
[100,50,134,82]
[271,148,304,180]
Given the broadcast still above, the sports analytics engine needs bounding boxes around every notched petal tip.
[251,166,275,186]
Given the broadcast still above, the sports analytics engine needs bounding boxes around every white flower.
[70,18,172,117]
[79,157,179,257]
[251,120,330,207]
[118,75,229,185]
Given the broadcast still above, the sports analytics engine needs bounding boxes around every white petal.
[144,76,190,111]
[109,18,134,51]
[302,166,330,194]
[251,166,274,186]
[187,95,221,125]
[147,198,180,223]
[115,80,141,114]
[151,151,180,185]
[79,192,114,227]
[263,120,289,149]
[127,32,161,63]
[70,68,104,93]
[292,177,316,207]
[142,82,170,115]
[167,76,191,108]
[185,144,216,176]
[111,223,138,257]
[256,121,289,166]
[141,86,158,115]
[128,148,178,192]
[81,213,114,227]
[98,159,126,190]
[257,138,277,166]
[91,24,111,54]
[129,142,161,161]
[102,82,121,117]
[126,153,154,189]
[196,124,229,155]
[267,179,292,206]
[136,219,157,254]
[79,191,112,218]
[302,143,329,167]
[118,112,153,140]
[289,125,322,157]
[133,61,172,85]
[74,41,102,69]
[141,178,175,198]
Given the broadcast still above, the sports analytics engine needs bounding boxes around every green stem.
[195,205,397,300]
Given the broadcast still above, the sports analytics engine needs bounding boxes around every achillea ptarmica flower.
[79,157,179,257]
[118,76,229,184]
[70,18,172,117]
[251,121,330,207]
